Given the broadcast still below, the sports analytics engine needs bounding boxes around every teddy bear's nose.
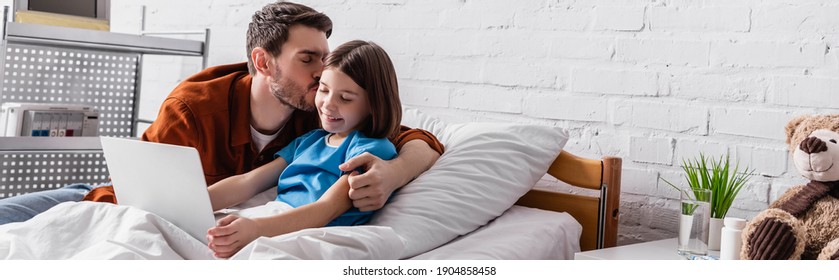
[800,136,828,154]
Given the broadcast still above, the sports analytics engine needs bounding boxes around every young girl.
[205,40,402,258]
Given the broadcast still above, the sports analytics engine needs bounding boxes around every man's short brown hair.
[246,1,332,74]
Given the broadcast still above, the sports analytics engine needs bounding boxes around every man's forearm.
[392,140,441,188]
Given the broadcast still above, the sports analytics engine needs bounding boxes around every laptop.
[100,137,216,245]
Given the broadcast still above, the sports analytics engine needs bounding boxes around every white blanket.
[0,202,406,260]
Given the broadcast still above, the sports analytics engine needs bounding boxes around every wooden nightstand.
[574,238,720,260]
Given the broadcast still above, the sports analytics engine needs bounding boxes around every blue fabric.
[0,183,98,225]
[275,129,397,226]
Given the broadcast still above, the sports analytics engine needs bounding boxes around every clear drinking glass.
[677,189,712,259]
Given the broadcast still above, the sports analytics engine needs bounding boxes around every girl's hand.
[206,215,261,258]
[340,152,400,212]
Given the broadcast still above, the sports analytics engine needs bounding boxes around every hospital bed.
[0,21,621,259]
[0,108,622,260]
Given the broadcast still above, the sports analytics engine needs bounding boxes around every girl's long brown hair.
[324,40,401,139]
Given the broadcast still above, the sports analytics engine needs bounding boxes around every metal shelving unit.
[0,20,207,198]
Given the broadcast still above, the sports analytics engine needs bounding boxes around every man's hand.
[206,215,261,258]
[340,152,403,212]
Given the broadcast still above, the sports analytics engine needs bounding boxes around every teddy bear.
[740,114,839,260]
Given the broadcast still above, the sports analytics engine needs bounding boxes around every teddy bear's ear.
[785,115,810,145]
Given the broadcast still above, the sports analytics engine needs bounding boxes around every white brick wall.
[752,4,839,33]
[669,73,767,102]
[649,6,751,32]
[115,0,839,246]
[593,6,645,31]
[550,36,613,60]
[771,76,839,109]
[630,136,675,165]
[615,39,710,67]
[711,41,825,68]
[673,138,729,165]
[735,145,789,177]
[399,81,449,108]
[524,93,607,122]
[572,69,659,96]
[711,107,795,140]
[450,85,523,114]
[612,100,709,135]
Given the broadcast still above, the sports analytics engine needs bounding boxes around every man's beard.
[269,67,316,112]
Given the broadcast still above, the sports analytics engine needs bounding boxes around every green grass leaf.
[662,152,755,219]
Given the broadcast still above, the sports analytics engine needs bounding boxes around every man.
[0,1,443,224]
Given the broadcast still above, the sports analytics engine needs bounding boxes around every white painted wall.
[110,0,839,245]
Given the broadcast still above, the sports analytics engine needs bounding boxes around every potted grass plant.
[662,153,754,251]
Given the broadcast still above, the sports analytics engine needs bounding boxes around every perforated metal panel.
[1,43,140,137]
[0,151,108,198]
[0,22,204,198]
[0,44,139,196]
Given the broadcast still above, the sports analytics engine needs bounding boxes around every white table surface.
[574,238,720,260]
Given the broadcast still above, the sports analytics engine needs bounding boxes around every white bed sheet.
[409,205,581,260]
[0,193,581,259]
[229,189,583,260]
[0,201,406,260]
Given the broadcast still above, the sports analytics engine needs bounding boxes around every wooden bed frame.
[515,150,621,252]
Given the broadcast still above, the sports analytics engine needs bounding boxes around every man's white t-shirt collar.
[250,124,282,152]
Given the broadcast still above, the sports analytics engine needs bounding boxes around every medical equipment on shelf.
[0,102,99,137]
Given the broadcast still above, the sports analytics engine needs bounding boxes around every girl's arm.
[207,157,288,211]
[254,174,353,235]
[206,175,353,258]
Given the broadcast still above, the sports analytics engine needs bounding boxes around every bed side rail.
[516,150,621,251]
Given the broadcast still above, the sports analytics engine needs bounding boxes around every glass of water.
[677,188,712,258]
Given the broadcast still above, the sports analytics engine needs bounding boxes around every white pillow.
[370,109,569,258]
[400,108,448,137]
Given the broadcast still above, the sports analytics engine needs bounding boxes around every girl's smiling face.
[315,67,370,136]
